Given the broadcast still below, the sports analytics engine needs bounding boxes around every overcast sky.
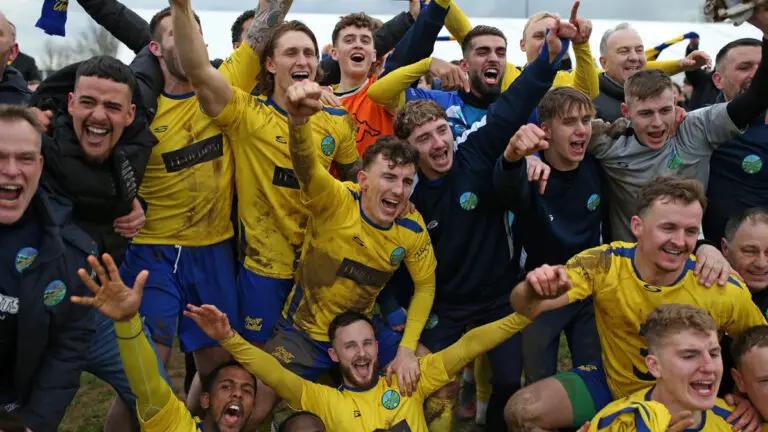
[4,0,708,66]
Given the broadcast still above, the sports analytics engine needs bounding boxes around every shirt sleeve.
[555,42,600,99]
[418,314,532,396]
[218,42,261,92]
[675,103,741,155]
[210,87,251,137]
[443,0,472,45]
[298,381,343,425]
[588,399,671,432]
[565,245,611,303]
[367,58,432,112]
[220,332,306,410]
[332,114,360,165]
[291,119,354,216]
[399,214,437,350]
[646,59,683,76]
[719,280,768,337]
[114,315,192,429]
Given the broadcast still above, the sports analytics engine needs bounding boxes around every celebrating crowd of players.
[2,0,768,430]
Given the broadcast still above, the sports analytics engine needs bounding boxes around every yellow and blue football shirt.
[222,313,530,431]
[591,387,768,432]
[283,119,437,350]
[212,89,359,279]
[565,241,767,399]
[134,42,260,246]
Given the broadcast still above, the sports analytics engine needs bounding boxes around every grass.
[61,336,573,431]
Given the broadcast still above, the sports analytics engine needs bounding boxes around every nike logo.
[352,236,365,247]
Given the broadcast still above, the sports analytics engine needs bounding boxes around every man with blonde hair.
[589,304,768,431]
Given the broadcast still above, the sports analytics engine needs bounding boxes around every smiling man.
[181,302,530,432]
[722,208,768,315]
[589,304,766,432]
[586,10,768,244]
[32,54,158,432]
[72,253,258,432]
[266,78,436,393]
[0,105,95,432]
[505,176,767,432]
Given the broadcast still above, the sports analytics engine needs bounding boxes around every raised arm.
[244,0,294,55]
[70,255,180,426]
[510,265,572,320]
[185,305,306,408]
[368,57,467,113]
[440,314,531,377]
[169,0,233,117]
[456,21,572,164]
[725,19,768,129]
[286,81,338,201]
[382,0,452,76]
[76,0,150,54]
[493,124,551,211]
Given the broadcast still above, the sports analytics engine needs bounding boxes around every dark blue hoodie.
[0,66,31,105]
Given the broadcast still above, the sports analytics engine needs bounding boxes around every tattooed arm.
[245,0,294,55]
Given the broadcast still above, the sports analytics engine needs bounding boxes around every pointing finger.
[570,1,581,23]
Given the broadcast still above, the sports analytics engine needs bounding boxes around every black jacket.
[0,66,31,105]
[31,61,156,265]
[10,53,43,84]
[684,42,721,111]
[17,191,96,432]
[594,72,625,122]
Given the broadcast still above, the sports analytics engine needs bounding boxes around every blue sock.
[36,0,69,36]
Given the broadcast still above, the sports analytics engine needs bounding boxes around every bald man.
[0,12,30,104]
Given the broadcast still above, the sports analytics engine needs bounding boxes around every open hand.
[184,304,235,342]
[385,346,421,396]
[71,254,147,322]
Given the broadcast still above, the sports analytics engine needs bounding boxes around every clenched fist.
[504,124,549,162]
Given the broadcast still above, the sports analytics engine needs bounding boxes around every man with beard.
[505,176,767,432]
[584,9,768,244]
[71,253,258,432]
[0,12,30,104]
[587,304,766,432]
[182,302,530,432]
[31,55,158,432]
[115,0,291,412]
[367,2,596,142]
[703,37,768,243]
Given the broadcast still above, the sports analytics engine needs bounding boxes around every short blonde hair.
[522,12,559,40]
[644,304,717,355]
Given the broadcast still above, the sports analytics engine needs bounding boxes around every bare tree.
[39,19,119,73]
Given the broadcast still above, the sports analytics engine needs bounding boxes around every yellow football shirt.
[134,43,260,246]
[283,179,436,345]
[281,118,437,349]
[565,241,767,399]
[221,313,530,431]
[212,89,359,279]
[591,387,768,432]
